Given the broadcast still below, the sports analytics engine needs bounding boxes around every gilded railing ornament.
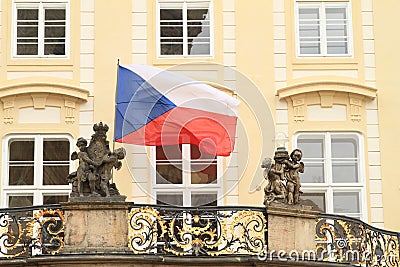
[0,207,64,258]
[67,122,126,199]
[128,206,267,256]
[315,214,400,266]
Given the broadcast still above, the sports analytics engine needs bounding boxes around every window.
[295,1,352,57]
[151,144,222,206]
[13,0,69,57]
[2,135,73,207]
[157,0,213,57]
[295,132,366,220]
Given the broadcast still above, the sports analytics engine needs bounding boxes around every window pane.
[160,26,183,37]
[156,164,183,184]
[10,140,34,161]
[44,44,65,55]
[332,161,358,183]
[9,165,34,185]
[300,43,321,55]
[160,8,183,55]
[327,41,348,54]
[43,165,69,185]
[326,7,346,20]
[160,9,182,20]
[191,193,217,206]
[161,43,183,55]
[157,193,183,206]
[300,161,324,183]
[302,192,326,212]
[299,8,320,20]
[191,162,217,184]
[331,137,357,158]
[8,195,33,207]
[43,140,69,161]
[190,145,217,184]
[333,192,360,214]
[45,26,65,38]
[299,25,320,37]
[156,145,182,160]
[156,145,183,184]
[17,26,38,38]
[45,9,65,20]
[17,44,38,55]
[327,24,347,37]
[188,42,210,55]
[187,8,210,55]
[297,137,324,158]
[190,144,213,160]
[18,9,38,20]
[187,8,209,21]
[17,9,39,56]
[43,195,68,204]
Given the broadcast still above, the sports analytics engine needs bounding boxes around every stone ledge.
[61,198,129,210]
[266,202,320,219]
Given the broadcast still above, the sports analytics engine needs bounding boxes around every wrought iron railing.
[316,213,400,266]
[127,204,268,256]
[0,204,64,258]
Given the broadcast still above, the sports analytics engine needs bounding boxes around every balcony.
[0,203,398,266]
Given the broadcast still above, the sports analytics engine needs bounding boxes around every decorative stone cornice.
[277,80,377,100]
[0,83,89,101]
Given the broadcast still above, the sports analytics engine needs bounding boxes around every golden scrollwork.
[128,207,267,256]
[315,216,400,266]
[0,208,64,258]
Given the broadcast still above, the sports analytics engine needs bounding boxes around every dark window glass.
[43,195,68,204]
[9,140,34,161]
[8,195,33,207]
[156,194,183,206]
[302,193,326,212]
[9,165,34,185]
[43,165,69,185]
[191,193,217,206]
[43,140,69,161]
[18,9,38,20]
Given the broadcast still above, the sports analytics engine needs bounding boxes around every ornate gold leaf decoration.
[315,216,400,266]
[128,207,267,256]
[0,208,64,258]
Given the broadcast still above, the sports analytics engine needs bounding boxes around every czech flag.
[114,64,240,157]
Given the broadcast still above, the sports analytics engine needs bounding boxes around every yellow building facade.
[0,0,398,234]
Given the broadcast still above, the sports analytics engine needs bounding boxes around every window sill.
[292,57,358,70]
[7,56,73,67]
[151,56,216,66]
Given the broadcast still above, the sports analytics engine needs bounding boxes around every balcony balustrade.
[0,203,398,267]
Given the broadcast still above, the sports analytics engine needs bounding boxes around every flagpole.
[113,58,119,152]
[111,58,120,184]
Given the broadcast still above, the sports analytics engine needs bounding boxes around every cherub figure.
[97,147,126,197]
[71,137,99,197]
[285,149,304,205]
[262,154,288,206]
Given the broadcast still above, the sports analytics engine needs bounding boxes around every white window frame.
[156,0,214,58]
[294,132,367,221]
[294,1,353,57]
[150,144,223,206]
[12,0,70,58]
[1,134,74,207]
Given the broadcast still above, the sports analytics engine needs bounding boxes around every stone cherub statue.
[67,122,126,198]
[262,148,304,206]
